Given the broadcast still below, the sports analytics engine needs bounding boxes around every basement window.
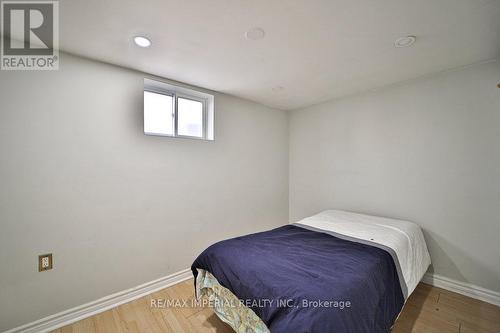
[144,78,214,140]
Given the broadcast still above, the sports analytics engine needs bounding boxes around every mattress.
[192,210,431,332]
[295,210,431,298]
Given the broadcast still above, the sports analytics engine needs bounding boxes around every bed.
[191,210,431,333]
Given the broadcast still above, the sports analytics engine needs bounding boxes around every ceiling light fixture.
[245,27,265,40]
[134,36,152,48]
[394,35,416,48]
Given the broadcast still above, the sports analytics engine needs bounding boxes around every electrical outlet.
[38,253,53,272]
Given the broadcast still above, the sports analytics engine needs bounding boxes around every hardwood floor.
[53,280,500,333]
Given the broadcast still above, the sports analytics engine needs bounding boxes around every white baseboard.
[422,272,500,307]
[3,268,193,333]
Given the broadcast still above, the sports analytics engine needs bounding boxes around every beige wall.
[289,60,500,292]
[0,53,289,331]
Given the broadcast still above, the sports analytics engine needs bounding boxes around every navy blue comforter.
[192,225,404,333]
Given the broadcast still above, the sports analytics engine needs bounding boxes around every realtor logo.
[1,0,59,70]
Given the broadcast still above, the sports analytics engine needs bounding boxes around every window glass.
[177,97,203,138]
[144,91,173,136]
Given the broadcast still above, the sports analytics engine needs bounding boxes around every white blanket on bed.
[294,210,431,298]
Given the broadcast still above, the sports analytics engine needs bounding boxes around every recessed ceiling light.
[394,35,416,48]
[245,27,265,40]
[134,36,152,48]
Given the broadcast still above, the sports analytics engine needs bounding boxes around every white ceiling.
[60,0,500,110]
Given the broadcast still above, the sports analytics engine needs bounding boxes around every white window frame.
[144,78,215,140]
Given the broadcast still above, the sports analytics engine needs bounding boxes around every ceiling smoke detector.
[245,27,265,40]
[394,35,416,48]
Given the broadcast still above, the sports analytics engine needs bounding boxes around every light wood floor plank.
[54,281,500,333]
